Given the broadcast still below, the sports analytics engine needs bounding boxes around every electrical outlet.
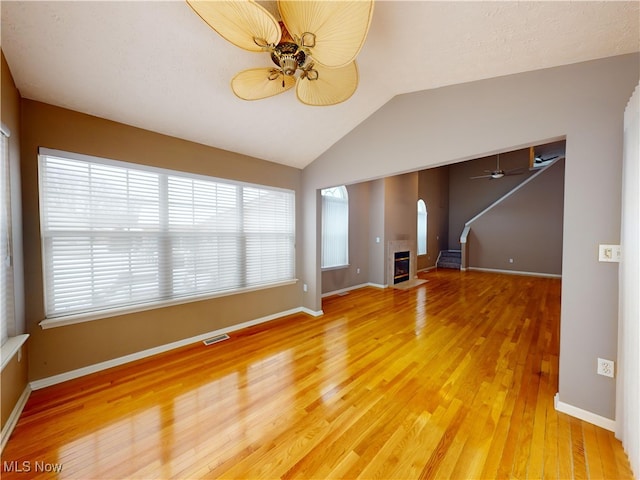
[303,283,308,292]
[597,358,614,378]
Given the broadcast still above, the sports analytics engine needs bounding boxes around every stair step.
[438,262,461,269]
[437,250,461,270]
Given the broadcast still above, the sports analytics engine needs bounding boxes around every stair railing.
[459,225,471,271]
[458,158,560,272]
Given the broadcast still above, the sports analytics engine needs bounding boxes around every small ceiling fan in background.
[534,154,559,165]
[186,0,375,106]
[470,154,525,180]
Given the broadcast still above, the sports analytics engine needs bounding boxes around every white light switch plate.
[599,244,621,263]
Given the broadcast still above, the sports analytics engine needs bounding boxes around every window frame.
[321,185,349,270]
[38,148,297,329]
[417,199,427,256]
[1,126,14,345]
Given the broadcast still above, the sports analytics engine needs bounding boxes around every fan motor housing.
[271,43,306,76]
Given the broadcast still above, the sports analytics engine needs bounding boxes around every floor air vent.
[203,334,230,346]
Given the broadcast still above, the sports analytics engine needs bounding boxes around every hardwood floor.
[1,270,634,479]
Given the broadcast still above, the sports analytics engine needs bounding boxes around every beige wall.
[1,344,28,432]
[1,51,25,336]
[1,50,29,433]
[20,100,303,380]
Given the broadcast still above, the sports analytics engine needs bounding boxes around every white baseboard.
[468,267,562,279]
[554,393,616,431]
[30,306,314,391]
[300,307,324,317]
[418,266,437,273]
[322,282,388,298]
[322,283,371,298]
[1,385,31,453]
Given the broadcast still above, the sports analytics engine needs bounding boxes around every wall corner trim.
[30,306,313,391]
[1,385,31,453]
[554,393,616,432]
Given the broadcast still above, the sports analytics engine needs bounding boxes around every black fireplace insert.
[393,251,410,284]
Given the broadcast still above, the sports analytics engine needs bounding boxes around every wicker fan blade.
[187,0,281,52]
[296,61,358,106]
[232,68,296,100]
[278,0,374,68]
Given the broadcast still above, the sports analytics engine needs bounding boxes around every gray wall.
[418,166,450,270]
[302,53,640,420]
[323,173,420,293]
[449,148,538,248]
[383,173,419,284]
[468,159,565,275]
[322,182,371,294]
[368,179,385,286]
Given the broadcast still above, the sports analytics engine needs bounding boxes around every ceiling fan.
[470,154,524,180]
[186,0,375,106]
[534,154,559,165]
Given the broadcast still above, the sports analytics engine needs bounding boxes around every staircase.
[437,250,462,270]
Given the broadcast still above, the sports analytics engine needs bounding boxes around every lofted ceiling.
[1,1,638,169]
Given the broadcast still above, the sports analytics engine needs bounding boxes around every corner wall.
[448,148,538,249]
[1,50,28,441]
[322,181,371,294]
[616,82,640,477]
[302,53,640,421]
[467,159,565,275]
[20,100,303,381]
[417,166,449,270]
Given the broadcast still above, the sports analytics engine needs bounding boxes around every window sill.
[1,334,29,371]
[39,279,298,330]
[321,264,350,272]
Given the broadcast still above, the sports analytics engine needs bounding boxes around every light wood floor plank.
[1,270,633,479]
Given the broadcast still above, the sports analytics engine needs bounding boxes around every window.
[417,199,427,256]
[321,185,349,269]
[1,128,14,344]
[38,148,295,320]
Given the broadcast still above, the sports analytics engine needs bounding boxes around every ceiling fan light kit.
[186,0,374,106]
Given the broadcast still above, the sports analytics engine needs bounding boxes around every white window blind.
[1,129,14,345]
[321,185,349,269]
[38,149,295,319]
[417,199,427,255]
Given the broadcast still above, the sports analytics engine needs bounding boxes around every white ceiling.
[2,1,638,169]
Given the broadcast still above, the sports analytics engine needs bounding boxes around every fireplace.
[387,240,416,287]
[393,251,410,284]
